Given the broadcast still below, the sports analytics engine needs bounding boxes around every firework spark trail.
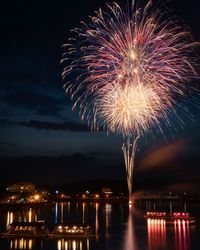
[61,1,199,203]
[122,135,139,202]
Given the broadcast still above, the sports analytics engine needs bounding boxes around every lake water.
[0,201,200,250]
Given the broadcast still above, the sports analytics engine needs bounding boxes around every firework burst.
[96,82,171,136]
[61,1,199,202]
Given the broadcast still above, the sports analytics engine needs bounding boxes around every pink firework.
[61,1,198,135]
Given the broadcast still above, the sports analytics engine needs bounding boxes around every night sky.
[0,0,200,192]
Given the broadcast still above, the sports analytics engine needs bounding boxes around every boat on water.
[48,224,94,238]
[0,221,48,237]
[145,211,195,224]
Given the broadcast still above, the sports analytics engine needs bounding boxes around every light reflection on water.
[0,202,199,250]
[147,218,193,250]
[55,203,58,224]
[147,219,167,250]
[174,219,190,250]
[10,238,33,250]
[123,206,139,250]
[105,203,111,238]
[56,238,89,250]
[95,203,99,241]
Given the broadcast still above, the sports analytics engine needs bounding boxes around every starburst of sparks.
[61,1,199,137]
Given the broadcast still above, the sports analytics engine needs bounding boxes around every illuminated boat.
[145,211,195,224]
[48,224,94,238]
[0,221,48,237]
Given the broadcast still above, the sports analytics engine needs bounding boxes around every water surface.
[0,201,199,250]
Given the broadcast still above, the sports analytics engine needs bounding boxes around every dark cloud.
[0,119,10,126]
[0,142,16,148]
[16,120,90,132]
[1,91,65,117]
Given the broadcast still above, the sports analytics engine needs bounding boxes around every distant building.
[6,182,36,194]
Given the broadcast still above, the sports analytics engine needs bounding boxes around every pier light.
[34,194,40,201]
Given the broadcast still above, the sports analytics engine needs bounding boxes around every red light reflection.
[147,219,166,250]
[174,219,190,250]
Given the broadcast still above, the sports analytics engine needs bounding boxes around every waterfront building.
[6,182,36,194]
